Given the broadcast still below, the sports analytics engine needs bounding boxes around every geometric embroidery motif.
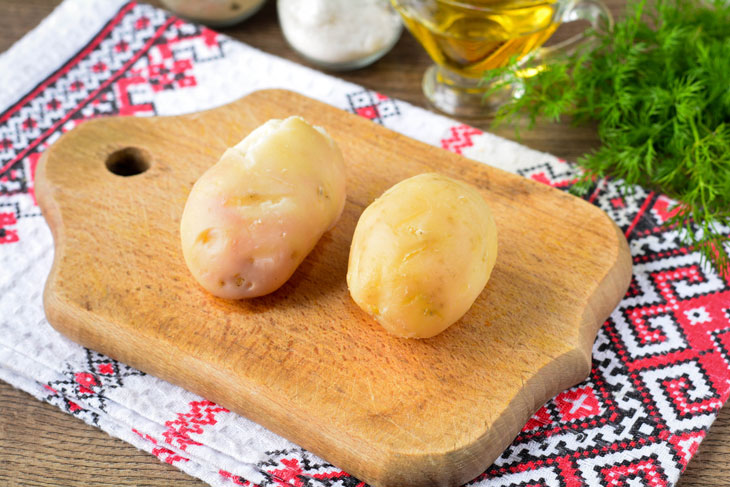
[44,348,145,424]
[346,89,400,125]
[578,445,679,487]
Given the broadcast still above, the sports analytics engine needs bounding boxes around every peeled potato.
[181,116,346,299]
[347,173,498,338]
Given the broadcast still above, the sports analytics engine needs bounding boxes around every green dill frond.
[488,0,730,280]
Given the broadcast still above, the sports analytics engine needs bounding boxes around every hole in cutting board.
[106,147,150,176]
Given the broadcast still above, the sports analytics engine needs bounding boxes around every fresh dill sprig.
[486,0,730,279]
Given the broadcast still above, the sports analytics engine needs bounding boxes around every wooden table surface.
[1,1,728,486]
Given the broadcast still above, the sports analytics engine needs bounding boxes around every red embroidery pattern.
[220,470,257,486]
[0,1,223,244]
[440,124,482,155]
[0,211,18,244]
[162,400,229,451]
[43,349,145,425]
[133,428,190,465]
[346,90,400,124]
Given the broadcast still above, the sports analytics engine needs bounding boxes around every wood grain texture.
[1,1,728,486]
[0,382,203,487]
[34,89,630,487]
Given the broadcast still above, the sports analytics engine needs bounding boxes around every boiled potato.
[347,173,497,338]
[181,116,346,299]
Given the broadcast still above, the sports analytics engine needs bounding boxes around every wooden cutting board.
[36,89,632,487]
